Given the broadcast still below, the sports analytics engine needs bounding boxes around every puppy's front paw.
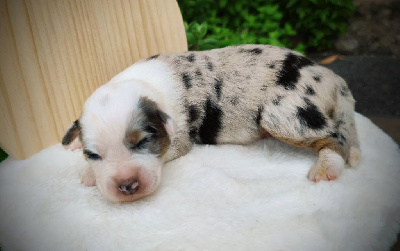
[81,168,96,186]
[308,149,345,182]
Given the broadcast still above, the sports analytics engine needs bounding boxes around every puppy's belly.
[215,126,271,145]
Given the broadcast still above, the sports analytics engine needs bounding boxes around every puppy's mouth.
[118,180,139,195]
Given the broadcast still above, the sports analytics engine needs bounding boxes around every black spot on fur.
[336,120,345,127]
[195,69,202,78]
[340,86,349,96]
[269,64,275,69]
[181,73,192,89]
[207,61,214,71]
[198,98,222,144]
[313,75,321,82]
[214,78,223,100]
[339,133,347,142]
[189,128,198,142]
[147,54,160,60]
[183,54,196,62]
[62,120,81,145]
[239,48,263,55]
[297,98,327,130]
[305,85,316,95]
[277,53,315,90]
[255,106,264,125]
[230,97,239,106]
[332,131,347,145]
[327,108,335,119]
[188,105,200,123]
[272,95,284,106]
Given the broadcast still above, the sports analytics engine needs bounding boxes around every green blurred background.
[178,0,354,53]
[0,148,7,163]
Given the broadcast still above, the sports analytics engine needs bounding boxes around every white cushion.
[0,113,399,250]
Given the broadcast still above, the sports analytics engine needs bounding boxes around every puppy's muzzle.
[119,180,139,195]
[113,168,143,197]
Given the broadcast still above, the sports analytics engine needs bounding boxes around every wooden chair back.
[0,0,187,159]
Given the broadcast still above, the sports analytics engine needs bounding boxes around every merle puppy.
[63,45,360,203]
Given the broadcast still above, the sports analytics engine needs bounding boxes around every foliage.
[178,0,354,53]
[282,0,355,51]
[0,148,7,163]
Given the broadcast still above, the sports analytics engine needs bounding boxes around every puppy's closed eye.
[83,149,102,161]
[131,136,151,151]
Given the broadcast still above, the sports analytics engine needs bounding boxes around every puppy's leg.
[345,117,361,168]
[259,94,358,181]
[269,134,348,182]
[307,113,360,181]
[348,145,361,168]
[309,148,344,181]
[308,138,346,181]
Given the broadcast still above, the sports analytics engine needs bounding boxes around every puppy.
[62,45,361,203]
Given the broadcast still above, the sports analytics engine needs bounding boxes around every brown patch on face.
[125,130,141,145]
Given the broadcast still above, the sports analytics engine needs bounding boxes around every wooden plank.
[0,0,187,159]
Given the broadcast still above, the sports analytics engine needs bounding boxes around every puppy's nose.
[119,180,139,195]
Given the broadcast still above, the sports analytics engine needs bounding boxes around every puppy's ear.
[139,97,175,136]
[158,110,175,136]
[62,120,82,150]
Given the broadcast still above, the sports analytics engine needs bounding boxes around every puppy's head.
[62,80,174,203]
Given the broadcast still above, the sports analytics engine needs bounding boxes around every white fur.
[1,114,399,250]
[108,60,183,122]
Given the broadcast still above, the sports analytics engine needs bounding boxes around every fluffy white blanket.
[0,114,399,251]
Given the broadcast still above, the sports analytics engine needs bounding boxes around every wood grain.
[0,0,187,159]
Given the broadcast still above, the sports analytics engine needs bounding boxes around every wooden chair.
[0,0,187,160]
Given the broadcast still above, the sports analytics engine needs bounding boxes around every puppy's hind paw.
[308,149,345,182]
[347,146,361,168]
[308,163,341,182]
